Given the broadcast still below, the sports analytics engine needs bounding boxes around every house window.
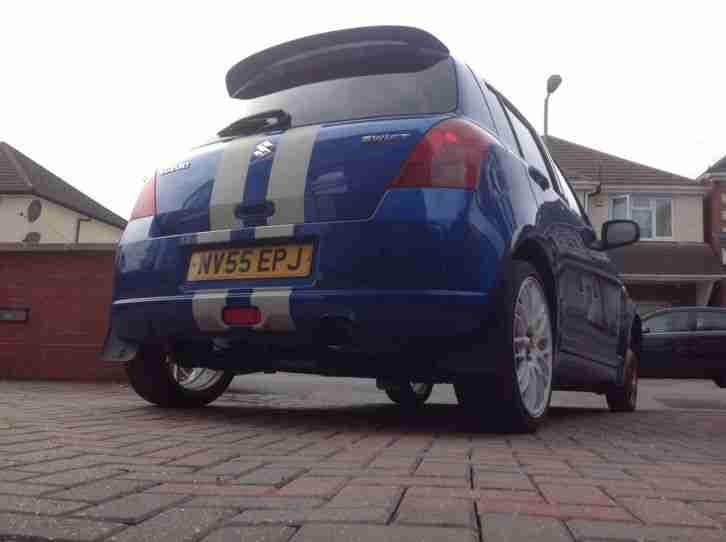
[610,196,672,239]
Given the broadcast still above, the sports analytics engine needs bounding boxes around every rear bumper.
[109,288,490,347]
[107,187,509,359]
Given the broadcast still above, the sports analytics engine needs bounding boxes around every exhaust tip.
[316,316,354,347]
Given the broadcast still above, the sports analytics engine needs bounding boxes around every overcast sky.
[2,1,724,220]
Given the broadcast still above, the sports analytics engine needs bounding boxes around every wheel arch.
[511,237,559,341]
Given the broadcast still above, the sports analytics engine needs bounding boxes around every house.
[0,142,125,243]
[700,154,726,305]
[545,136,726,315]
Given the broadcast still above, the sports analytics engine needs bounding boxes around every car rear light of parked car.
[130,173,157,220]
[389,118,492,191]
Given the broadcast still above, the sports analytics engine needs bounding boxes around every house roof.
[609,242,725,278]
[0,142,126,229]
[544,136,695,187]
[704,155,726,175]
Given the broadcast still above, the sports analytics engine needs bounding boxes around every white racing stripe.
[253,224,295,239]
[192,290,229,332]
[266,125,320,225]
[210,137,259,230]
[195,230,232,244]
[251,289,295,331]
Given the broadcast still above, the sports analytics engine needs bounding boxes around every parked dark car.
[103,25,643,432]
[641,307,726,387]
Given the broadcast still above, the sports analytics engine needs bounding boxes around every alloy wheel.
[513,276,553,417]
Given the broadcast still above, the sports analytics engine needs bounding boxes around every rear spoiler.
[225,25,450,99]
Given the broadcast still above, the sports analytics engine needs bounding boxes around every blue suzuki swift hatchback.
[104,26,642,432]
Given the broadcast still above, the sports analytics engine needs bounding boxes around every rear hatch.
[154,27,458,235]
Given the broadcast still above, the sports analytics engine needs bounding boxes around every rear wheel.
[606,347,638,412]
[455,261,554,433]
[385,382,433,408]
[125,346,233,408]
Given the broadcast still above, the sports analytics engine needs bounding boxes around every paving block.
[538,484,616,506]
[46,478,152,502]
[292,524,478,542]
[0,512,122,541]
[107,506,234,542]
[276,477,347,497]
[0,494,88,516]
[567,519,726,542]
[327,485,402,509]
[480,512,572,542]
[200,526,295,542]
[74,493,186,524]
[396,496,475,528]
[620,497,720,527]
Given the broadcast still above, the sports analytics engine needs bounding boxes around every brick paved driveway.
[1,378,726,541]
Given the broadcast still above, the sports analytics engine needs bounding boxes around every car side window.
[695,311,726,331]
[550,159,583,217]
[646,311,690,333]
[505,106,553,184]
[460,66,498,134]
[478,83,520,153]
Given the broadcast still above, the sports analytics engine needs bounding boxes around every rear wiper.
[217,109,292,138]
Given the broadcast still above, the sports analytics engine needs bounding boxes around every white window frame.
[609,195,673,240]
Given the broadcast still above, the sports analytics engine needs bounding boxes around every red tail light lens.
[130,173,157,220]
[389,118,492,191]
[222,307,261,326]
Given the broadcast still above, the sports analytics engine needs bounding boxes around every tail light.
[130,173,157,220]
[222,307,261,326]
[389,118,493,191]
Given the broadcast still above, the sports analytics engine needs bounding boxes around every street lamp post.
[544,74,563,136]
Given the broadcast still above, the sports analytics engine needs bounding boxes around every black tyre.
[455,260,554,433]
[606,347,638,412]
[385,382,433,407]
[125,345,234,408]
[714,375,726,389]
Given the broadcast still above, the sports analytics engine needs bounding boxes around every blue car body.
[104,26,639,392]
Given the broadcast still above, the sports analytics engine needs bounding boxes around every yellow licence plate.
[187,244,314,281]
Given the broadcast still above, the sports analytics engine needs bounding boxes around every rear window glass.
[232,57,457,128]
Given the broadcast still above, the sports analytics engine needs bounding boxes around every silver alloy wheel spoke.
[411,382,430,396]
[166,356,225,392]
[513,276,553,418]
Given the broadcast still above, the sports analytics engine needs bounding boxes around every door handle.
[528,166,550,190]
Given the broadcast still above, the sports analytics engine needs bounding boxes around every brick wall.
[0,244,125,380]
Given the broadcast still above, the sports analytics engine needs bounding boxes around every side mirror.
[593,220,640,251]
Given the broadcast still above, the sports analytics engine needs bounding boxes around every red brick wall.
[0,247,125,380]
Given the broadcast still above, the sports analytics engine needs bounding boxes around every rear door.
[690,310,726,379]
[641,310,693,377]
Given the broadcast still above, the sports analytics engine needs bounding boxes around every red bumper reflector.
[222,307,261,326]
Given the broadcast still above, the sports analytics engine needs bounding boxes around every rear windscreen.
[232,56,457,128]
